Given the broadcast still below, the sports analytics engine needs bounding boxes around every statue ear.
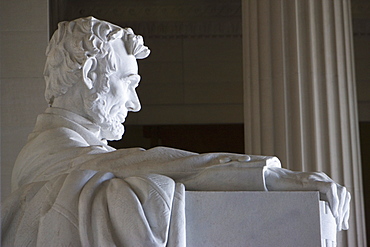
[82,57,97,90]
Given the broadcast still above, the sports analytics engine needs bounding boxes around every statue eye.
[121,78,131,85]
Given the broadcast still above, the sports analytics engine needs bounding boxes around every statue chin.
[100,122,125,141]
[91,113,125,141]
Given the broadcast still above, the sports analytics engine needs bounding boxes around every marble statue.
[1,16,350,246]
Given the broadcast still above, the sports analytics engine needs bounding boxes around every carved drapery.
[242,0,366,246]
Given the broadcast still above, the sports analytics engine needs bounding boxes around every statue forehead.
[109,39,138,77]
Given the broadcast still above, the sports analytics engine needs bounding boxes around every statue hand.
[264,167,350,231]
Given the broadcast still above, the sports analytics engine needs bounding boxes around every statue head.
[44,16,150,141]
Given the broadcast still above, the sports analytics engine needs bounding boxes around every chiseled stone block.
[185,191,336,247]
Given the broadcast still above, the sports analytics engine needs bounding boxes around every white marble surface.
[185,191,336,247]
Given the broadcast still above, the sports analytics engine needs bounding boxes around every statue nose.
[126,93,141,112]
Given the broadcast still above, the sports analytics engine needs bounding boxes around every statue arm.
[78,146,281,191]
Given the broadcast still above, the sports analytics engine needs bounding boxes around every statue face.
[106,39,141,125]
[106,73,141,123]
[84,39,141,141]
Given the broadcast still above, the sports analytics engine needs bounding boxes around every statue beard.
[83,92,125,141]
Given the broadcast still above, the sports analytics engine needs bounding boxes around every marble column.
[242,0,366,246]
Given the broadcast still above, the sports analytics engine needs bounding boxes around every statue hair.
[44,16,150,105]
